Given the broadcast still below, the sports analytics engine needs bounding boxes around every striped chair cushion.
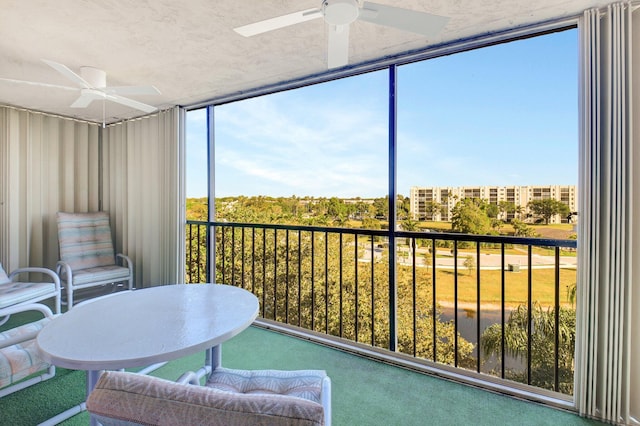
[87,371,325,426]
[70,265,131,285]
[0,281,58,309]
[57,212,116,271]
[206,368,326,404]
[0,318,51,388]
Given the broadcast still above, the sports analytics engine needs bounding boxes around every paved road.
[361,247,577,270]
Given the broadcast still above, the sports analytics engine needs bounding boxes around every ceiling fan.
[0,59,159,113]
[234,0,449,69]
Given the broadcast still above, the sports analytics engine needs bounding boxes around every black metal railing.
[186,220,577,395]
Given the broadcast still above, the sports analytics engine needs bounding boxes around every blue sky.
[186,28,577,198]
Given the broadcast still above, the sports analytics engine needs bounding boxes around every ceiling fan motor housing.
[322,0,359,25]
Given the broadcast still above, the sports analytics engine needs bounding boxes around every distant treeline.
[186,195,411,227]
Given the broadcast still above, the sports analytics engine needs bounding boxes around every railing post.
[388,64,398,352]
[207,105,215,284]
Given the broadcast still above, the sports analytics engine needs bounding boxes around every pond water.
[439,305,525,372]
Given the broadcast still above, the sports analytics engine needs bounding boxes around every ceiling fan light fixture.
[322,0,359,26]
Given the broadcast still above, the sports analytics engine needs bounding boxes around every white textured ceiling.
[0,0,612,124]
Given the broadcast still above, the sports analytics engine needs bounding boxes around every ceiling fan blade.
[106,93,157,113]
[42,59,93,89]
[327,24,350,69]
[106,85,161,96]
[70,92,101,108]
[234,8,322,37]
[0,77,77,91]
[358,1,449,38]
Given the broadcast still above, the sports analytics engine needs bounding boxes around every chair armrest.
[55,261,73,281]
[0,303,54,319]
[116,254,134,290]
[0,303,55,347]
[116,254,133,270]
[176,371,200,385]
[9,267,61,291]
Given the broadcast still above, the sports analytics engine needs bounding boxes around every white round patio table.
[36,283,259,426]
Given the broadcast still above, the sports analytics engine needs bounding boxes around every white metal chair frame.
[0,303,57,398]
[0,266,61,326]
[56,254,133,308]
[55,211,133,308]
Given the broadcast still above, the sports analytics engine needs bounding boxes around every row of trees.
[189,195,571,235]
[449,197,572,236]
[209,195,412,225]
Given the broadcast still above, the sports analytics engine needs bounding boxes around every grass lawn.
[416,220,576,240]
[432,267,576,309]
[428,245,577,257]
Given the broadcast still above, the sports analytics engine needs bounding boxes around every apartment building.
[409,185,578,224]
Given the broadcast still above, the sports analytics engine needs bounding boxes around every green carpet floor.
[1,325,604,425]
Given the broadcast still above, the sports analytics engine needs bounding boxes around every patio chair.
[87,368,332,426]
[56,211,133,308]
[0,262,60,326]
[0,303,57,398]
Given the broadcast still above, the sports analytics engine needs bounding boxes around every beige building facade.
[409,185,578,224]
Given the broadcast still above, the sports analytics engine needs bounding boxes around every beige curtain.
[0,106,100,271]
[102,107,182,288]
[631,5,640,425]
[576,3,634,423]
[0,106,183,287]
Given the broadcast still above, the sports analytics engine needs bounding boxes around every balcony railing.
[186,220,577,398]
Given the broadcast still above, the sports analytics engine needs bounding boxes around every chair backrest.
[0,263,9,285]
[56,212,116,271]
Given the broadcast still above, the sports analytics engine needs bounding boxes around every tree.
[527,199,570,225]
[567,282,577,305]
[397,195,411,220]
[353,200,374,220]
[373,196,389,220]
[450,198,492,235]
[327,197,347,221]
[206,201,475,367]
[401,218,420,251]
[511,218,536,237]
[498,200,517,222]
[361,217,381,230]
[423,201,441,220]
[481,303,576,394]
[401,218,419,232]
[484,203,499,219]
[186,197,208,220]
[463,255,475,276]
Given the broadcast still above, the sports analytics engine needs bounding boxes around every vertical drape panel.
[630,7,640,425]
[0,106,100,271]
[102,108,181,288]
[576,3,633,424]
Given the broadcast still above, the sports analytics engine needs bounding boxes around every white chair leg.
[322,376,332,426]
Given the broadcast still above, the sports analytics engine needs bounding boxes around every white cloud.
[214,93,388,197]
